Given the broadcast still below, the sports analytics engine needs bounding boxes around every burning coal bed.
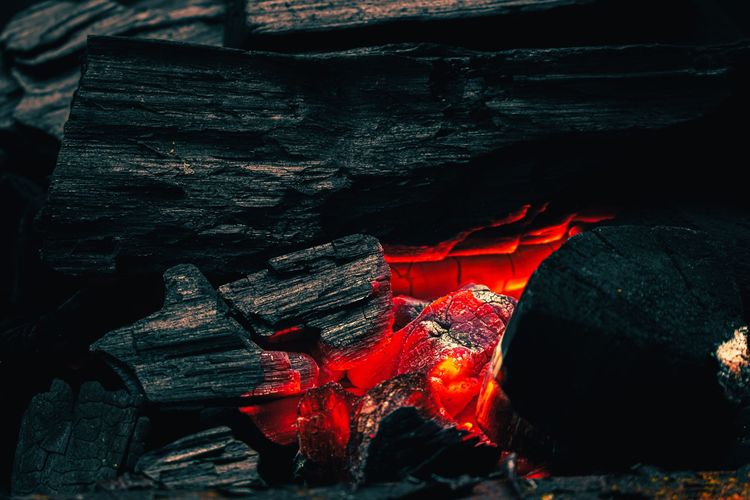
[13,212,750,495]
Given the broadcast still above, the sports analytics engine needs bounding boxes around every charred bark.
[219,234,392,370]
[0,0,225,143]
[40,36,750,279]
[133,426,264,491]
[91,264,319,406]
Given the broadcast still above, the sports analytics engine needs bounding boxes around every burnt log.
[350,373,498,484]
[219,234,392,370]
[92,264,319,405]
[0,0,225,142]
[133,426,264,491]
[39,36,750,279]
[12,379,142,496]
[499,226,748,468]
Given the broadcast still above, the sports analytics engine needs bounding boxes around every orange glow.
[387,206,614,299]
[240,396,301,446]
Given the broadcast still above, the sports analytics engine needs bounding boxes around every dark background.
[2,0,750,494]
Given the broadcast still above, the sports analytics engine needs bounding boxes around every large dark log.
[0,0,225,142]
[12,379,142,496]
[40,36,750,278]
[499,226,748,469]
[133,426,264,491]
[92,264,319,405]
[219,234,392,370]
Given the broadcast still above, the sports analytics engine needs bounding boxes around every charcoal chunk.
[12,380,141,495]
[134,426,263,490]
[296,383,358,482]
[92,264,318,405]
[500,225,748,467]
[220,235,392,370]
[350,373,498,484]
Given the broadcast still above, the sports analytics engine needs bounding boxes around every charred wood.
[0,0,225,144]
[12,379,142,496]
[350,373,498,484]
[219,234,392,370]
[133,426,264,491]
[39,36,750,279]
[92,264,318,405]
[500,226,748,469]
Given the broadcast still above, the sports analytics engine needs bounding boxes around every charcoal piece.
[38,36,750,278]
[395,285,516,417]
[350,373,498,484]
[92,264,318,405]
[12,379,141,496]
[219,234,392,370]
[134,426,264,490]
[0,0,225,141]
[500,226,748,467]
[296,383,358,482]
[392,295,428,331]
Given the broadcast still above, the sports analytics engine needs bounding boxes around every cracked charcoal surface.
[39,36,750,278]
[92,264,318,405]
[220,234,392,370]
[501,225,748,468]
[396,285,516,377]
[12,379,141,496]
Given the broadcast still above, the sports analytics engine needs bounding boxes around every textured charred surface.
[92,264,318,405]
[0,0,225,141]
[220,235,392,370]
[296,383,358,482]
[501,226,747,468]
[350,373,498,484]
[133,426,263,490]
[39,36,750,278]
[394,285,515,417]
[12,380,141,496]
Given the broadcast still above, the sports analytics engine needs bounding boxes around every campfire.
[3,0,750,497]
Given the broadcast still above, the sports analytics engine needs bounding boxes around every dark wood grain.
[134,426,264,490]
[219,234,392,369]
[92,264,319,405]
[0,0,225,140]
[40,36,750,279]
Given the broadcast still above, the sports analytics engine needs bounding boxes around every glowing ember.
[236,206,611,476]
[386,207,614,299]
[297,383,357,479]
